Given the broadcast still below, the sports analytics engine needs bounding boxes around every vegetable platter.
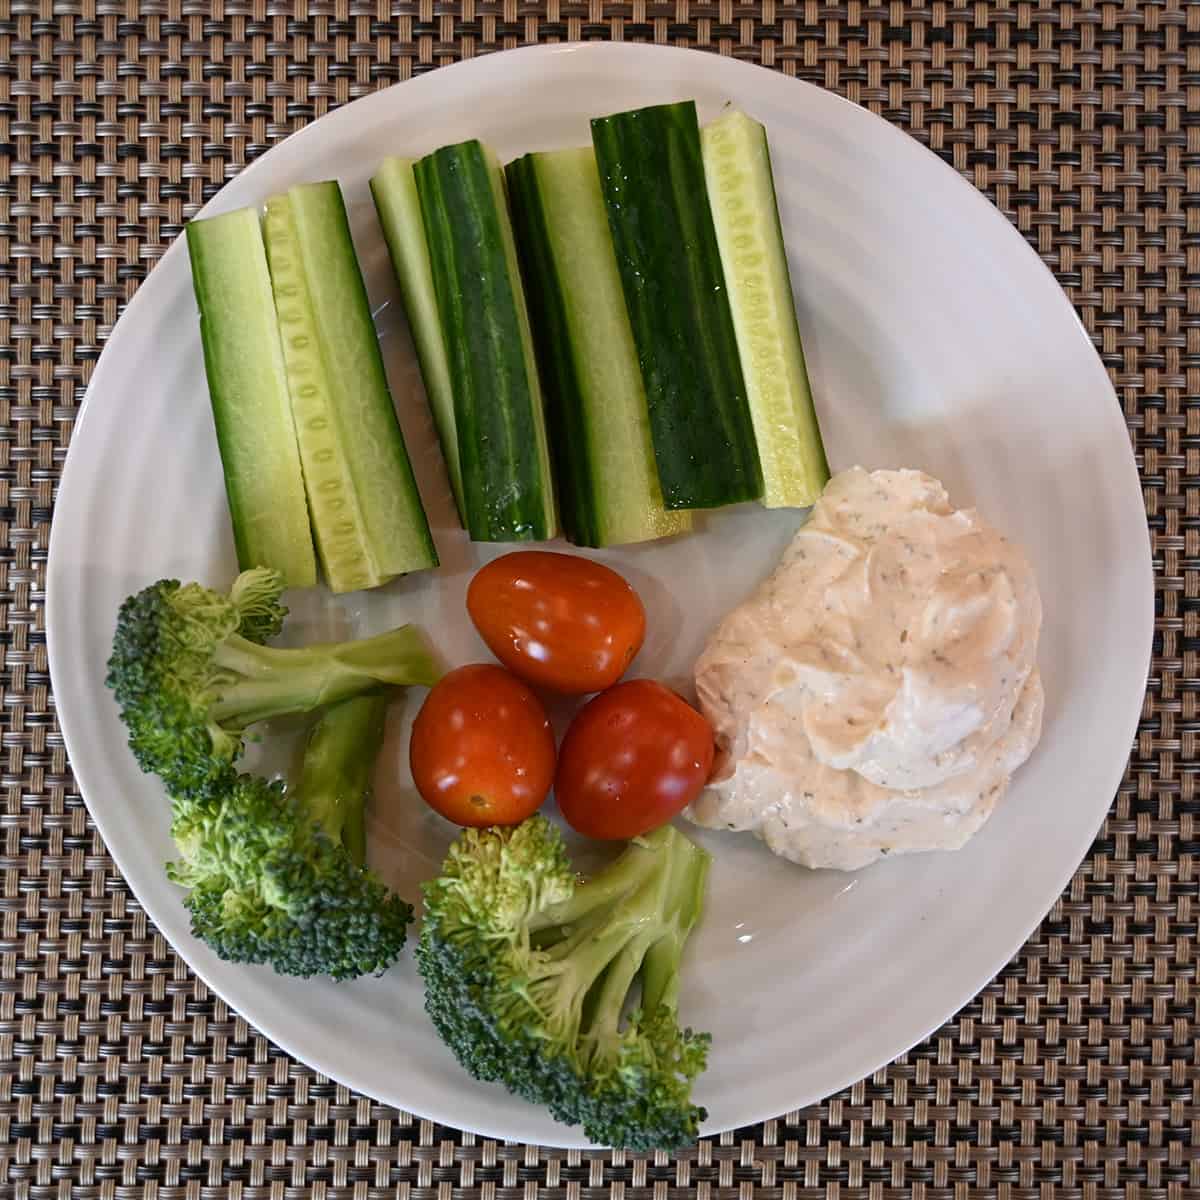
[47,44,1152,1148]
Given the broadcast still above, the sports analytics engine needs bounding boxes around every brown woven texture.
[1,1,1197,1196]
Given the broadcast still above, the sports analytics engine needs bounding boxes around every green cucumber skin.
[483,159,559,539]
[415,141,556,543]
[507,149,689,548]
[591,101,763,510]
[506,153,600,547]
[185,209,318,589]
[282,181,438,577]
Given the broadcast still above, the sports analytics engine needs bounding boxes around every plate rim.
[46,40,1154,1146]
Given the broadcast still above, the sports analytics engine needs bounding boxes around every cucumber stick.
[263,182,437,590]
[263,196,376,592]
[702,111,829,508]
[414,140,556,543]
[369,158,465,522]
[591,100,763,511]
[185,209,318,588]
[507,148,690,547]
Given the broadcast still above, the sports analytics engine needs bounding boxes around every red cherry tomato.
[410,664,556,827]
[554,679,715,840]
[466,551,646,695]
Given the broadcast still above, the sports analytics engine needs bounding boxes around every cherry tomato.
[466,551,646,695]
[410,664,556,827]
[555,679,715,840]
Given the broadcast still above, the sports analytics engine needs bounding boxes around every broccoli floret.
[167,693,411,979]
[417,816,712,1150]
[105,567,438,798]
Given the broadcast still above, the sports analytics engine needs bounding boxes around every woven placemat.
[1,1,1196,1196]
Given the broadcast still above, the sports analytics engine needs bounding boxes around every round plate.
[46,43,1152,1147]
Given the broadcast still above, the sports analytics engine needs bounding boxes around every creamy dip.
[687,467,1044,870]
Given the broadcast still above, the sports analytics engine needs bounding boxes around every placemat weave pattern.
[1,2,1196,1196]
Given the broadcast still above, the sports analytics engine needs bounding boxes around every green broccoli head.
[417,816,712,1150]
[105,568,287,797]
[168,727,412,981]
[105,567,438,799]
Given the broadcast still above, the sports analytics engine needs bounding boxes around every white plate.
[46,43,1152,1147]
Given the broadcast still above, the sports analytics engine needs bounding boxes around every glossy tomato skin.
[410,663,556,827]
[466,551,646,695]
[555,679,715,840]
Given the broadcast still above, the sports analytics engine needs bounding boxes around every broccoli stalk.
[288,690,390,865]
[105,567,438,798]
[417,816,712,1150]
[168,692,410,979]
[206,626,431,726]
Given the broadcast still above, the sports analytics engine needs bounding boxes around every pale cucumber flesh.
[185,208,317,588]
[702,110,829,508]
[263,196,385,593]
[370,159,465,523]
